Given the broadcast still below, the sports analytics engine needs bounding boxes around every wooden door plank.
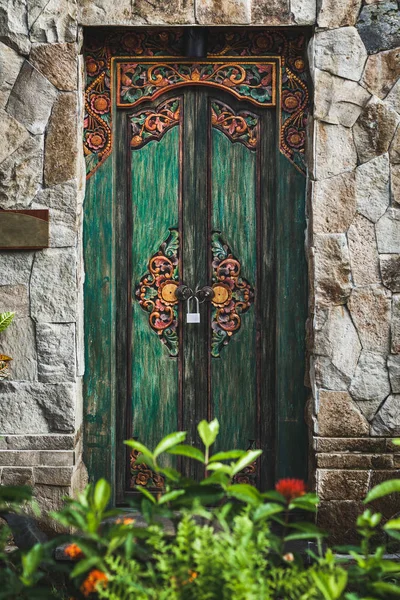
[83,157,115,489]
[210,127,257,453]
[181,89,209,457]
[275,153,308,481]
[130,127,180,454]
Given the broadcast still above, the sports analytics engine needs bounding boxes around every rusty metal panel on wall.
[0,209,49,250]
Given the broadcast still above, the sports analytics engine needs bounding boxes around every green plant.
[0,311,14,380]
[4,424,400,599]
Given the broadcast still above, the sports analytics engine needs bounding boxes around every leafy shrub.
[2,422,400,599]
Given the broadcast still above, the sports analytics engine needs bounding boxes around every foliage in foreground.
[0,311,14,380]
[1,423,400,599]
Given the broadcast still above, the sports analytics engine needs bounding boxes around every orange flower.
[64,543,84,560]
[275,478,306,502]
[80,569,108,597]
[116,517,135,525]
[283,552,295,562]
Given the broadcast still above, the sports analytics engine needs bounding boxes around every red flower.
[275,478,306,501]
[86,129,106,151]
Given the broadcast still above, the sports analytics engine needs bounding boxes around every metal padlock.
[186,296,200,323]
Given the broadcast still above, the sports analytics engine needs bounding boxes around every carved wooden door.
[83,31,309,502]
[116,83,275,490]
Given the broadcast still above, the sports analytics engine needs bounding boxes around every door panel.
[126,88,275,487]
[210,123,257,454]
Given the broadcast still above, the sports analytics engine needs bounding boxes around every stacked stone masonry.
[0,0,399,539]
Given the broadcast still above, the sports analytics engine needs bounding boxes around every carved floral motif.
[211,100,258,150]
[130,97,181,150]
[118,62,275,108]
[84,29,309,177]
[135,229,179,357]
[130,449,165,489]
[211,233,254,358]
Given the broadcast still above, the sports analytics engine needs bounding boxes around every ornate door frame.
[83,28,310,502]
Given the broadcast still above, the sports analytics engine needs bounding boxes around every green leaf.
[71,556,100,578]
[231,450,262,476]
[288,522,327,535]
[261,490,286,503]
[364,479,400,503]
[136,487,156,504]
[384,518,400,530]
[198,419,219,448]
[371,582,400,597]
[209,450,246,462]
[124,440,153,460]
[0,312,14,333]
[206,462,233,474]
[167,444,205,463]
[153,431,186,458]
[285,531,328,541]
[158,490,185,505]
[21,544,43,578]
[0,485,32,502]
[157,466,181,481]
[253,503,284,521]
[227,484,262,505]
[93,479,111,513]
[392,439,400,446]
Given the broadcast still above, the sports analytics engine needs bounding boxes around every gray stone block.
[354,97,400,164]
[361,48,400,99]
[0,41,24,108]
[29,0,77,43]
[0,284,29,316]
[357,1,400,54]
[312,27,367,82]
[318,0,362,28]
[388,355,400,393]
[0,0,31,55]
[0,450,74,466]
[393,295,400,354]
[349,350,391,402]
[380,254,400,292]
[348,214,381,287]
[0,134,44,210]
[197,0,251,23]
[30,248,77,323]
[371,394,400,436]
[33,466,73,485]
[0,382,75,434]
[2,467,33,486]
[30,43,78,91]
[348,285,391,352]
[4,434,75,450]
[0,316,37,381]
[0,253,34,286]
[314,233,352,306]
[376,208,400,254]
[251,0,291,23]
[355,154,390,223]
[313,121,357,180]
[6,61,58,135]
[37,323,76,382]
[32,181,78,248]
[0,108,29,165]
[44,92,78,186]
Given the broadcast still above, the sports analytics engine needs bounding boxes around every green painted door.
[84,51,309,501]
[122,86,275,490]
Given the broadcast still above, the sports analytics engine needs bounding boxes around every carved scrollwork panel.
[135,229,179,357]
[211,232,255,358]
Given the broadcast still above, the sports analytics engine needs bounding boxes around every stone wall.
[308,0,400,539]
[0,0,399,538]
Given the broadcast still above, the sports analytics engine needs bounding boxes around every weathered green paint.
[84,78,308,497]
[211,128,257,452]
[131,127,180,449]
[275,152,308,481]
[83,156,115,490]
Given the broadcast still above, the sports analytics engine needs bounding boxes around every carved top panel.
[117,61,276,108]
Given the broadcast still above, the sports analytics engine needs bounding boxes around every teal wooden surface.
[211,129,257,452]
[275,152,308,480]
[131,127,180,450]
[83,157,115,487]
